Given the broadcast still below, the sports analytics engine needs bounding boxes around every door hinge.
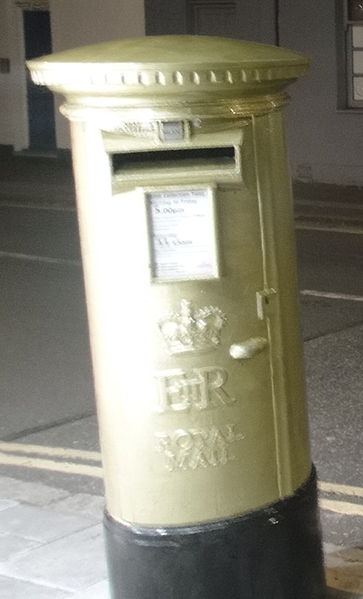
[256,288,277,320]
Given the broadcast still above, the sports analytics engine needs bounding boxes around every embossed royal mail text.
[155,366,235,413]
[155,424,244,472]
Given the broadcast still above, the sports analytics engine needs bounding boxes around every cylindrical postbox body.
[28,36,325,599]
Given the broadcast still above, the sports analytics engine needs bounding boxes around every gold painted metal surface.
[28,36,311,527]
[27,36,307,124]
[27,35,308,94]
[229,337,268,360]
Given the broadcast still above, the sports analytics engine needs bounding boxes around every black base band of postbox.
[104,465,326,599]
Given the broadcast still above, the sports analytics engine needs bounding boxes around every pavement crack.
[1,411,95,442]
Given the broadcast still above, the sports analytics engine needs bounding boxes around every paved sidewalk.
[0,475,362,599]
[0,476,108,598]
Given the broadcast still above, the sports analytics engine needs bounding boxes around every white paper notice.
[148,188,218,281]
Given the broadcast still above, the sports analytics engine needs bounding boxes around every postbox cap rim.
[27,35,309,99]
[28,35,308,68]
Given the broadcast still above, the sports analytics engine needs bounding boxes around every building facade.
[1,0,363,186]
[0,0,145,153]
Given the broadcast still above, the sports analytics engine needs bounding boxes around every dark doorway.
[23,10,56,151]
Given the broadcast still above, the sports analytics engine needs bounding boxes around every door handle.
[229,337,268,360]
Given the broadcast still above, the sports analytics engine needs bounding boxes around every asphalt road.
[0,204,80,263]
[0,203,362,554]
[297,228,363,295]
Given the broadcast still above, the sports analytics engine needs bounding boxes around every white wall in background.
[0,0,145,152]
[280,0,363,186]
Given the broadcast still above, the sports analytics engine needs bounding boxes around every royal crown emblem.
[158,299,226,355]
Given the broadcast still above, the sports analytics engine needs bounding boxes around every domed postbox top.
[27,35,309,99]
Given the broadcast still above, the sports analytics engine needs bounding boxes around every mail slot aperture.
[110,146,239,188]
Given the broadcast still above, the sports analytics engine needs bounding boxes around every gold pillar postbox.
[28,36,325,599]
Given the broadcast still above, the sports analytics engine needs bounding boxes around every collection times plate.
[146,188,219,281]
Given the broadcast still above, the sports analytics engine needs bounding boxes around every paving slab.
[0,499,18,512]
[0,575,73,598]
[49,493,105,520]
[1,523,107,592]
[0,476,69,506]
[73,579,110,599]
[0,532,41,562]
[0,503,93,543]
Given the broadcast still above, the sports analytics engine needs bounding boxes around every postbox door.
[144,180,280,520]
[92,119,310,527]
